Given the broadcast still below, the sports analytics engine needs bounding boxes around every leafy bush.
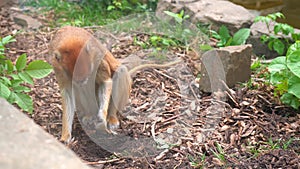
[268,41,300,109]
[0,35,52,113]
[210,25,250,47]
[254,12,300,55]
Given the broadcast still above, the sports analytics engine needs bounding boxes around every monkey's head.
[50,26,105,83]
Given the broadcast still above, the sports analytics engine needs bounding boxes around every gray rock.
[12,13,42,30]
[0,98,91,169]
[156,0,255,34]
[199,45,252,92]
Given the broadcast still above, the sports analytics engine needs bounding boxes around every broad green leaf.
[287,50,300,78]
[10,74,20,80]
[12,85,31,93]
[280,23,294,35]
[25,60,52,79]
[287,41,300,56]
[232,28,250,45]
[270,72,286,85]
[267,56,286,74]
[16,54,27,71]
[288,76,300,99]
[11,79,23,88]
[13,92,33,113]
[6,92,15,103]
[281,93,300,109]
[273,39,285,55]
[0,81,11,99]
[0,77,11,86]
[225,37,233,46]
[218,25,231,41]
[18,72,34,85]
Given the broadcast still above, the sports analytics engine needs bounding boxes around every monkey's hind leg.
[97,79,113,132]
[107,65,131,132]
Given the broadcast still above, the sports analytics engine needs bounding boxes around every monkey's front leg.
[60,89,75,143]
[97,79,113,132]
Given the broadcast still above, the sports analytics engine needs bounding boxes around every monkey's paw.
[107,116,120,133]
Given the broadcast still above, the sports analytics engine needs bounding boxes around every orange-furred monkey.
[50,26,180,143]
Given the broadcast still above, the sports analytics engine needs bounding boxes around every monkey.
[50,26,181,143]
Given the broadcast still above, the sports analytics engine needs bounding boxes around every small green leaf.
[200,44,213,51]
[232,28,250,45]
[18,72,34,85]
[16,54,27,71]
[218,25,231,41]
[6,59,14,73]
[12,85,31,93]
[210,30,220,40]
[164,11,182,23]
[0,81,11,99]
[11,79,24,88]
[13,92,33,113]
[10,74,20,80]
[291,33,300,41]
[1,35,16,45]
[25,60,52,79]
[0,77,11,86]
[273,39,285,55]
[225,37,233,46]
[274,24,282,34]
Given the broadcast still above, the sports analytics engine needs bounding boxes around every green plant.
[210,25,250,47]
[134,34,180,49]
[254,12,300,55]
[164,10,190,25]
[211,142,226,163]
[0,35,52,113]
[188,153,206,168]
[268,41,300,109]
[25,0,157,26]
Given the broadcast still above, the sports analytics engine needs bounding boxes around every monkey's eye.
[54,52,61,62]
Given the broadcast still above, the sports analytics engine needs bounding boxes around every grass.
[25,0,156,27]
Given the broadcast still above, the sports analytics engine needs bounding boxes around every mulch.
[1,3,299,169]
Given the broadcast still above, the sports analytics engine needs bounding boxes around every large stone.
[12,13,42,30]
[0,98,91,169]
[156,0,255,34]
[199,45,252,92]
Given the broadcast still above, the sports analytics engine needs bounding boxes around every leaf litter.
[0,4,299,168]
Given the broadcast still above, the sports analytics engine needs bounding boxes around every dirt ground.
[1,3,299,169]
